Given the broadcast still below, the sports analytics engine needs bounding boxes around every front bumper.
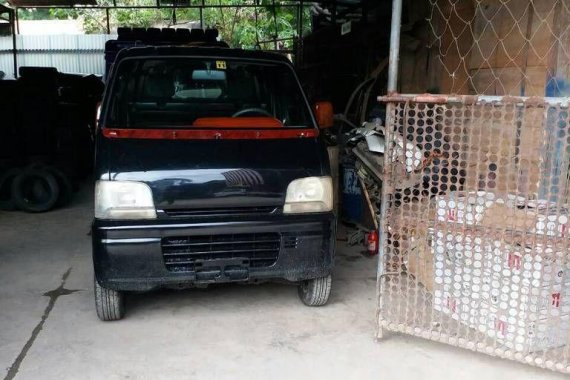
[92,212,336,291]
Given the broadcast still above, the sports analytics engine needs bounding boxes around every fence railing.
[377,93,570,374]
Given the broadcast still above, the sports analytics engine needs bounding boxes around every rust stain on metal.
[378,93,561,107]
[523,96,548,107]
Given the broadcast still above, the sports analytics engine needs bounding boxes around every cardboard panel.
[524,66,548,96]
[494,0,530,69]
[527,9,556,67]
[469,1,502,70]
[469,68,498,95]
[496,67,524,95]
[435,0,475,94]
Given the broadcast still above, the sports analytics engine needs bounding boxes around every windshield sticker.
[216,60,227,70]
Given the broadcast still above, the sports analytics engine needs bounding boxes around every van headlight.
[283,176,333,214]
[95,180,157,220]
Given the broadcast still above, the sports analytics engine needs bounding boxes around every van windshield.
[105,57,314,129]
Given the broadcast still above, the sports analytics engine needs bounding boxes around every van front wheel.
[298,274,332,306]
[94,276,125,321]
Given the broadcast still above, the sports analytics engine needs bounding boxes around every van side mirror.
[314,101,334,129]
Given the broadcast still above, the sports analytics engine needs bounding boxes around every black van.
[92,46,336,320]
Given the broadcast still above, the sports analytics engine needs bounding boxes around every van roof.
[114,46,292,66]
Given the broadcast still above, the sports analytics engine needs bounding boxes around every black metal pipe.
[11,8,17,78]
[105,8,110,34]
[14,6,19,34]
[297,0,302,38]
[199,0,205,28]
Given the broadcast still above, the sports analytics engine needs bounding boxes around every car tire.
[298,274,332,306]
[94,276,125,321]
[0,168,22,211]
[45,166,74,208]
[11,168,60,212]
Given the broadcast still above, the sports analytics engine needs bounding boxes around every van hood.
[104,137,326,212]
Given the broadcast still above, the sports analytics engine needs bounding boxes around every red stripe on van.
[102,128,318,140]
[192,117,283,128]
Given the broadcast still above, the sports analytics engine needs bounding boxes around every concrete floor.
[0,185,567,380]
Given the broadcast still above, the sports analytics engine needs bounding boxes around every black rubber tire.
[298,274,332,306]
[11,168,60,213]
[0,168,22,211]
[94,276,125,321]
[44,166,74,207]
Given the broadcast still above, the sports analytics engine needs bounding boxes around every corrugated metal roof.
[0,34,115,51]
[0,34,114,77]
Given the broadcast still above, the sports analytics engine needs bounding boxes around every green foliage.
[13,8,54,21]
[198,2,310,50]
[25,0,311,49]
[48,0,171,33]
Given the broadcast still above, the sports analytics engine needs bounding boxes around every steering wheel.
[232,108,273,117]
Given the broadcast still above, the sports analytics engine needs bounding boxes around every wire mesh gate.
[376,94,570,374]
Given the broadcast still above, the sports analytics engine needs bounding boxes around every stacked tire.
[0,164,74,212]
[0,168,21,211]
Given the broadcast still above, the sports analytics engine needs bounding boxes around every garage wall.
[399,0,570,97]
[397,0,570,202]
[0,34,115,78]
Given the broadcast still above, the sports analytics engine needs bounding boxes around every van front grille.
[163,206,278,218]
[161,232,280,272]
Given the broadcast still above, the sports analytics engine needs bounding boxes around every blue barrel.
[341,164,363,223]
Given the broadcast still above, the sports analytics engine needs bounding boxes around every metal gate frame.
[376,1,570,373]
[375,93,570,374]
